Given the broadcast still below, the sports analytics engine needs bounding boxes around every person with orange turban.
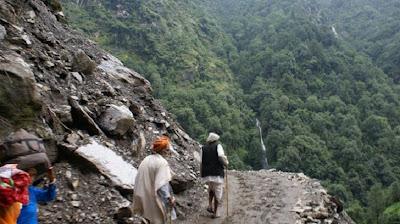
[133,136,176,224]
[152,136,170,154]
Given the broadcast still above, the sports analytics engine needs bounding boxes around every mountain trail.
[178,170,303,224]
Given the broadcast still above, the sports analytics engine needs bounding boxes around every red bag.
[0,177,15,207]
[0,164,30,208]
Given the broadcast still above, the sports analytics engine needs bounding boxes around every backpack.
[0,129,46,162]
[0,129,50,174]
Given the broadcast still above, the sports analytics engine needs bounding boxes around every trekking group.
[1,130,228,224]
[133,132,229,223]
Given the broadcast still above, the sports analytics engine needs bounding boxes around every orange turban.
[152,136,170,153]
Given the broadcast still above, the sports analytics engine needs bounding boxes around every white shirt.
[216,144,225,157]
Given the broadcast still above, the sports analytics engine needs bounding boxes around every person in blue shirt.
[17,167,57,224]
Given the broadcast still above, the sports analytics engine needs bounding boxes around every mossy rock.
[0,53,42,129]
[0,76,41,128]
[72,50,96,75]
[43,0,63,12]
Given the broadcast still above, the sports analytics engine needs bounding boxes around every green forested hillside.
[205,1,400,223]
[321,0,400,83]
[61,0,400,223]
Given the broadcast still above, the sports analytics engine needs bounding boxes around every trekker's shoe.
[207,207,214,213]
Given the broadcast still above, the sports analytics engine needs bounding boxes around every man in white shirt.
[200,132,229,218]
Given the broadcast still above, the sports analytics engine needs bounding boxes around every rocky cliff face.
[0,0,354,223]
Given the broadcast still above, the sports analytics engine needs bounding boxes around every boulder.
[71,72,83,83]
[100,80,116,96]
[114,207,132,220]
[72,49,96,75]
[97,54,151,91]
[65,132,81,146]
[0,53,36,88]
[99,105,135,136]
[0,52,41,124]
[43,0,63,12]
[34,31,57,46]
[170,173,195,194]
[26,10,36,23]
[53,105,73,126]
[129,102,144,116]
[131,131,146,157]
[10,34,32,46]
[138,131,146,155]
[54,11,66,23]
[0,0,17,24]
[0,25,6,40]
[75,140,137,191]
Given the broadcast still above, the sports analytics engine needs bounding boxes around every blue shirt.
[157,183,176,220]
[17,184,57,224]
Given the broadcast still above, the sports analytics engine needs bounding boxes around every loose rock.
[0,25,6,40]
[72,49,96,75]
[98,104,135,136]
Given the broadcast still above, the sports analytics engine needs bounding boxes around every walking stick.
[225,168,229,217]
[168,205,172,224]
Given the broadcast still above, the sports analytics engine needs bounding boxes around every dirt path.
[177,170,304,224]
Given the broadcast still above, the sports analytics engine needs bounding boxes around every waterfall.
[331,25,339,38]
[256,119,268,169]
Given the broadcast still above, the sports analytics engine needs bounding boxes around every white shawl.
[133,154,172,224]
